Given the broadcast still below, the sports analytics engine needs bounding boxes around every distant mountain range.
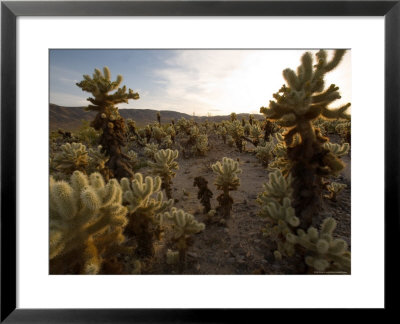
[49,104,264,131]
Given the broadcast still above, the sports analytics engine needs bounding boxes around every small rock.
[195,264,201,271]
[224,250,229,254]
[224,228,229,234]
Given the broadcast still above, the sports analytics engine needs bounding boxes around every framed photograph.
[1,0,398,321]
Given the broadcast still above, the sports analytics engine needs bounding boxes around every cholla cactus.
[226,120,245,152]
[267,132,295,175]
[216,125,227,144]
[323,142,350,157]
[76,120,101,145]
[335,120,351,143]
[164,207,205,271]
[286,217,351,273]
[165,125,176,143]
[144,143,159,161]
[76,67,139,179]
[212,157,242,218]
[126,150,138,169]
[176,117,193,135]
[52,142,88,175]
[250,124,263,146]
[260,50,351,228]
[87,145,110,179]
[257,170,298,258]
[193,176,213,213]
[50,171,129,274]
[152,126,166,144]
[192,133,209,156]
[226,135,235,147]
[325,182,347,201]
[148,149,179,199]
[121,173,173,256]
[161,135,173,149]
[255,140,275,166]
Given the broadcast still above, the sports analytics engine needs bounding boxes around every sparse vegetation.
[50,50,350,275]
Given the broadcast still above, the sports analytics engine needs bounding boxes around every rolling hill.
[49,103,264,131]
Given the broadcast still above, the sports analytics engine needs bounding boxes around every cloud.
[151,50,352,116]
[50,92,88,107]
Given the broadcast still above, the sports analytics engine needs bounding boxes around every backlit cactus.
[226,120,245,152]
[164,207,205,271]
[323,142,350,157]
[212,157,242,218]
[87,145,109,179]
[260,50,351,228]
[286,217,351,273]
[148,149,179,199]
[216,125,228,144]
[250,124,263,146]
[121,173,173,256]
[144,142,159,161]
[325,182,347,201]
[255,140,275,166]
[76,66,139,179]
[257,170,298,258]
[52,142,88,175]
[50,171,129,274]
[152,125,166,144]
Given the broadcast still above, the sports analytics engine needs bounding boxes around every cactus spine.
[76,67,139,179]
[260,50,351,228]
[212,157,242,218]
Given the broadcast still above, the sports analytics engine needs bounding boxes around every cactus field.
[49,50,351,274]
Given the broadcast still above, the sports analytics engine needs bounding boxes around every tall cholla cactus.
[164,207,205,272]
[76,67,139,179]
[52,142,88,175]
[260,50,351,228]
[212,157,242,218]
[121,173,173,256]
[50,171,129,274]
[148,149,179,199]
[286,217,351,273]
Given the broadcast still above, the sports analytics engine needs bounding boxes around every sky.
[50,49,351,116]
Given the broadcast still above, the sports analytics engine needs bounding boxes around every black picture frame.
[1,0,399,322]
